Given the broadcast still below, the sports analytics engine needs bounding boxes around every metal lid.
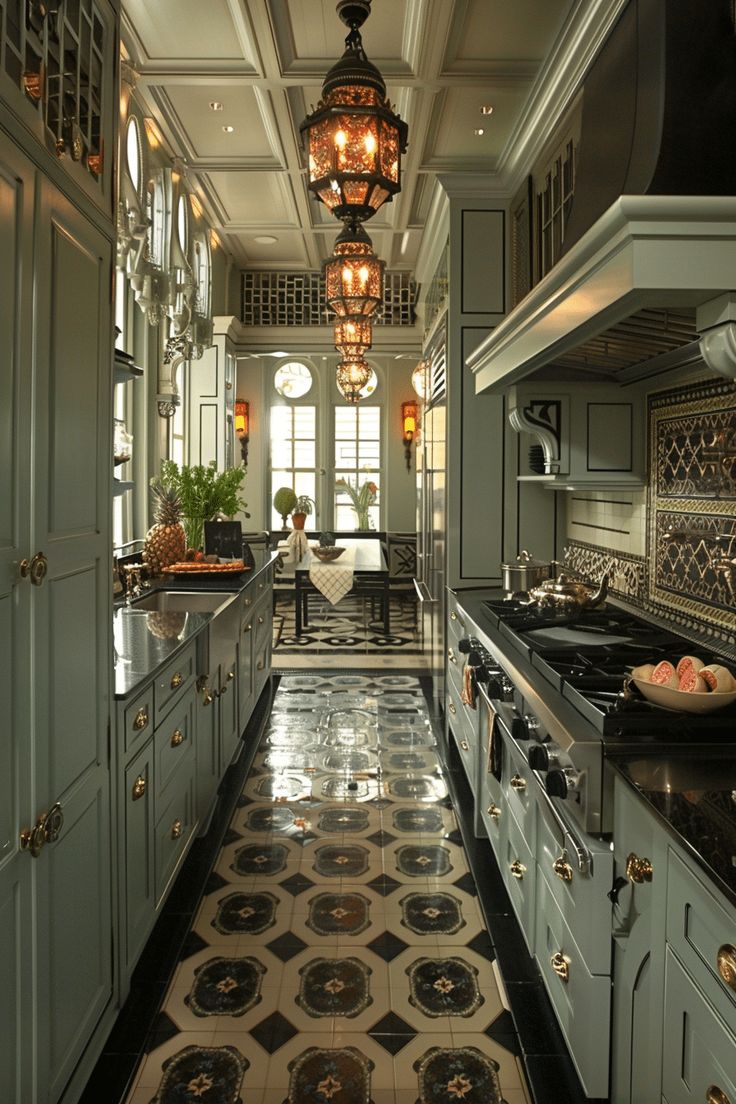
[500,549,550,570]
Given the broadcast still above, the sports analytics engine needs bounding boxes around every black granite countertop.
[113,551,277,700]
[610,754,736,908]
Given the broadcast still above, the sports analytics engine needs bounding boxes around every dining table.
[277,536,390,636]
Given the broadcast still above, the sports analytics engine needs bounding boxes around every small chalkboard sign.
[204,521,243,560]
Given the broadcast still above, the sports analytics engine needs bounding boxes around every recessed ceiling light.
[480,105,494,115]
[474,128,485,136]
[210,101,224,111]
[254,235,278,244]
[222,124,235,133]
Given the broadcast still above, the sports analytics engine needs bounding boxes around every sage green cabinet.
[195,643,239,828]
[0,129,114,1104]
[123,745,154,969]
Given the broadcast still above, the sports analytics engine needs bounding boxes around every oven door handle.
[536,783,592,876]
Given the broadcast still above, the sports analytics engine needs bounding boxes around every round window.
[274,362,313,398]
[358,367,378,398]
[126,117,141,193]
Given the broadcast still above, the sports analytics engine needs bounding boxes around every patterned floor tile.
[392,1032,527,1098]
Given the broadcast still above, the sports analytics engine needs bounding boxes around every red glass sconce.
[402,400,418,470]
[235,399,249,465]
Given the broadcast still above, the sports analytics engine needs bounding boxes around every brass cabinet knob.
[510,859,526,879]
[448,701,456,715]
[553,856,573,883]
[170,729,184,748]
[447,648,457,664]
[256,660,264,671]
[227,670,235,681]
[717,944,736,993]
[19,802,63,858]
[258,615,264,624]
[626,852,653,884]
[487,803,501,820]
[244,596,252,607]
[510,773,527,791]
[170,671,183,690]
[133,707,149,731]
[243,623,252,633]
[20,551,48,586]
[131,775,147,801]
[706,1088,731,1104]
[171,819,183,840]
[460,740,469,751]
[550,951,570,983]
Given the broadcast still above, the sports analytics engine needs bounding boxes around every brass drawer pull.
[717,944,736,992]
[170,729,184,748]
[447,649,457,664]
[20,550,48,586]
[243,623,252,633]
[171,819,183,840]
[133,707,149,731]
[256,660,264,671]
[448,701,456,715]
[510,859,526,879]
[706,1088,731,1104]
[553,856,573,883]
[510,774,527,792]
[131,775,147,801]
[227,670,235,681]
[20,802,63,858]
[258,616,264,624]
[487,803,501,820]
[626,852,653,884]
[450,611,465,630]
[170,671,183,690]
[460,740,469,751]
[244,596,252,607]
[550,951,570,983]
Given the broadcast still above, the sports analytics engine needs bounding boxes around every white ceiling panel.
[207,171,297,225]
[425,86,530,165]
[445,0,575,68]
[271,0,413,71]
[227,230,310,266]
[165,85,277,161]
[124,0,244,61]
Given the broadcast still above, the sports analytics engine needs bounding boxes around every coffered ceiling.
[120,0,621,273]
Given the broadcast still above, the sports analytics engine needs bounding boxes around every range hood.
[468,0,736,394]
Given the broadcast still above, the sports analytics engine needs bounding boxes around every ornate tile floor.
[124,675,531,1104]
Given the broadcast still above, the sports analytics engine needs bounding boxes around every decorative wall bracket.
[698,294,736,380]
[157,334,190,418]
[508,395,565,475]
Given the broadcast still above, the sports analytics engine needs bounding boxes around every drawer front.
[447,599,469,646]
[504,735,537,842]
[500,804,537,954]
[666,849,736,1029]
[155,763,196,906]
[122,686,154,756]
[154,693,195,801]
[536,800,614,976]
[123,742,154,970]
[154,644,195,725]
[662,946,736,1104]
[447,680,478,794]
[219,655,240,768]
[253,567,273,605]
[612,775,662,930]
[535,873,611,1100]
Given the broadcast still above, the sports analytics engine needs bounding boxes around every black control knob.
[511,715,529,741]
[458,638,472,654]
[527,744,550,771]
[545,770,568,799]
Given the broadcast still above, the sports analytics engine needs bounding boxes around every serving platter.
[632,678,736,714]
[164,561,250,577]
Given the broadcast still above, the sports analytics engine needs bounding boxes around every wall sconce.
[402,400,418,471]
[235,399,249,465]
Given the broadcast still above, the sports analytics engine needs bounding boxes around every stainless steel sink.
[132,590,234,614]
[132,589,241,674]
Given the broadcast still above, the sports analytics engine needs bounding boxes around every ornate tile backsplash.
[648,379,736,645]
[566,376,736,652]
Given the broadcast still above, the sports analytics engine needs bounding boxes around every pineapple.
[143,479,186,576]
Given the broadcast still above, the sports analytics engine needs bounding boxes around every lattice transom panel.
[241,271,417,328]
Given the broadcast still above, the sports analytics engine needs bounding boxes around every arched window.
[270,361,317,528]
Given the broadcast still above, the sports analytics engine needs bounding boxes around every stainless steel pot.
[500,550,552,595]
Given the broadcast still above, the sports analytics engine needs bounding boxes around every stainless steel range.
[469,596,736,835]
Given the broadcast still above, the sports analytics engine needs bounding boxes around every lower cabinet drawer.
[123,743,154,970]
[155,764,196,906]
[500,806,536,955]
[122,686,153,755]
[478,770,506,861]
[666,850,736,1031]
[662,946,736,1104]
[536,801,614,976]
[154,644,195,725]
[535,873,611,1100]
[504,736,537,843]
[154,694,194,801]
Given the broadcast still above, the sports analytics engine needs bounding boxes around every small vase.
[292,512,307,531]
[354,510,371,531]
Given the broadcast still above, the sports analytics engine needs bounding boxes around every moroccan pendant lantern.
[334,317,372,357]
[300,0,408,223]
[336,355,372,403]
[324,220,384,319]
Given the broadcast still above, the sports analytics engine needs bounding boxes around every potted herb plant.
[159,460,248,551]
[291,494,315,530]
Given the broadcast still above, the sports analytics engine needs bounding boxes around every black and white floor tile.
[124,674,531,1104]
[272,593,427,669]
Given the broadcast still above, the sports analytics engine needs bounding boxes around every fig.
[700,664,735,693]
[631,663,656,682]
[650,660,679,689]
[675,655,704,677]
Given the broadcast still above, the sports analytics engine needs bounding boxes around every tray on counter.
[164,561,251,578]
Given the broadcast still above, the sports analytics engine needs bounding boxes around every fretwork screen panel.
[0,0,106,184]
[242,271,417,327]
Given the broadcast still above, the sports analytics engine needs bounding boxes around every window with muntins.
[334,405,381,531]
[270,404,317,529]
